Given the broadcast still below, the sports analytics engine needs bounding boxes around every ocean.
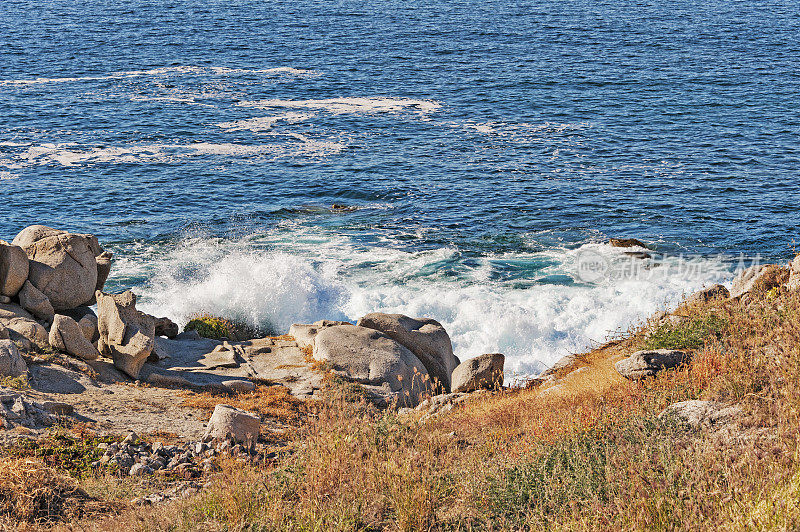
[1,0,798,376]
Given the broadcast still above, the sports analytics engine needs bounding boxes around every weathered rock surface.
[730,264,789,298]
[97,290,155,379]
[357,313,458,392]
[49,314,100,361]
[154,317,179,339]
[0,340,27,377]
[0,387,56,430]
[18,280,55,321]
[615,349,691,380]
[11,225,111,310]
[0,241,28,297]
[787,256,800,291]
[659,400,743,434]
[610,238,648,248]
[0,303,49,350]
[202,404,260,446]
[451,353,505,393]
[289,320,350,350]
[78,314,99,343]
[685,284,730,305]
[314,324,431,406]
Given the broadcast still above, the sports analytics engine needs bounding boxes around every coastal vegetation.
[3,275,798,530]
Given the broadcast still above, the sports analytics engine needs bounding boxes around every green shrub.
[642,314,728,351]
[184,314,235,340]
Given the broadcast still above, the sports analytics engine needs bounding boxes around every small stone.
[221,379,256,393]
[129,463,153,476]
[123,431,139,445]
[40,401,74,416]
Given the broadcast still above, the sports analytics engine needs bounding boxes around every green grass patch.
[642,314,728,351]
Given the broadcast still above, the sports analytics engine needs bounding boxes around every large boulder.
[0,303,49,350]
[615,349,691,380]
[11,225,112,310]
[451,353,505,393]
[202,404,260,446]
[289,320,350,350]
[0,339,27,377]
[96,290,155,379]
[0,241,28,297]
[49,314,99,361]
[730,264,788,298]
[18,280,55,321]
[356,313,458,392]
[659,400,742,432]
[313,324,432,406]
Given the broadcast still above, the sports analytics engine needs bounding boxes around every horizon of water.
[1,0,798,376]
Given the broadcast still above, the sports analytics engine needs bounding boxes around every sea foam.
[112,231,733,378]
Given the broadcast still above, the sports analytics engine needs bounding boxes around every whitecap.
[238,97,441,116]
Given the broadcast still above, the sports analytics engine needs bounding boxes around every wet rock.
[202,404,260,446]
[357,313,458,392]
[97,290,155,380]
[0,339,27,377]
[451,353,504,393]
[12,225,111,310]
[615,349,691,380]
[0,242,29,298]
[49,314,100,361]
[609,238,648,248]
[314,324,432,406]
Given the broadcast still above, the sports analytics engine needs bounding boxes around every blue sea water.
[1,0,798,374]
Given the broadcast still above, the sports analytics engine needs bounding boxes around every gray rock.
[18,281,55,321]
[78,314,99,343]
[313,324,432,406]
[11,225,111,310]
[787,256,800,291]
[40,401,74,415]
[97,290,155,379]
[451,353,504,393]
[0,296,9,304]
[202,404,260,446]
[222,379,256,393]
[730,264,787,298]
[289,320,350,350]
[129,463,153,476]
[154,316,179,338]
[356,313,458,392]
[659,400,742,432]
[0,304,49,350]
[615,349,691,380]
[609,238,648,248]
[0,325,7,340]
[0,339,27,377]
[0,241,28,298]
[49,314,100,361]
[685,284,730,305]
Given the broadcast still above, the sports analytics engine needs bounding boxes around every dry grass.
[180,384,309,426]
[7,287,800,530]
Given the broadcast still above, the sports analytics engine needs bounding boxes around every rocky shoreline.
[1,225,797,482]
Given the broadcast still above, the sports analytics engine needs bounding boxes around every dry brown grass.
[180,384,309,426]
[7,286,800,530]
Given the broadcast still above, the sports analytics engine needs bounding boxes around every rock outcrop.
[49,314,100,361]
[451,353,505,393]
[0,303,49,350]
[154,317,179,339]
[289,320,350,350]
[685,284,730,305]
[787,256,800,290]
[11,225,112,310]
[0,241,28,297]
[202,404,260,446]
[313,324,431,406]
[0,340,27,378]
[615,349,691,380]
[659,400,742,432]
[17,280,54,321]
[96,290,155,379]
[609,238,647,248]
[357,313,458,392]
[730,264,789,298]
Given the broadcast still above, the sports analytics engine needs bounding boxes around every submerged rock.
[615,349,691,380]
[451,353,505,393]
[12,225,112,310]
[97,290,155,379]
[357,313,458,393]
[609,238,648,249]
